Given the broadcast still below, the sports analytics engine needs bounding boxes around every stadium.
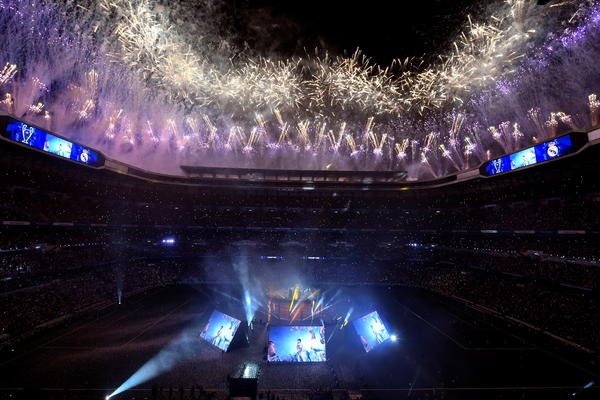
[1,1,600,400]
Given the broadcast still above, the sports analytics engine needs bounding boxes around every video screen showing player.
[199,310,241,352]
[44,135,73,158]
[509,147,536,170]
[268,326,326,362]
[352,311,390,352]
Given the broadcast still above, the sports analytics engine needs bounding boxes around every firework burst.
[0,0,597,179]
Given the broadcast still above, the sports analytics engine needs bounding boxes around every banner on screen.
[353,311,390,352]
[200,310,241,351]
[268,326,326,362]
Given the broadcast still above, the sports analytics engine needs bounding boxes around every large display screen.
[353,311,390,353]
[199,310,241,352]
[3,119,102,167]
[267,326,326,362]
[483,134,578,176]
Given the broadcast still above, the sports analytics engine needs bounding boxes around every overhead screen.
[200,310,241,352]
[1,117,103,167]
[268,326,326,362]
[482,133,586,176]
[353,311,390,352]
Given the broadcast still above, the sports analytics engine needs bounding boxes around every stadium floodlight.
[161,237,176,245]
[107,325,207,399]
[390,334,398,342]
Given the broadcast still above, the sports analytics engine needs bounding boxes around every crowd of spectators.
[0,259,183,346]
[2,180,600,233]
[0,244,111,280]
[430,247,599,290]
[417,265,600,352]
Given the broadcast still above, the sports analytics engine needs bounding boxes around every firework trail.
[0,0,599,179]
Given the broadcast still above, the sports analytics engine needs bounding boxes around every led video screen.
[353,311,390,352]
[509,147,537,170]
[200,310,241,352]
[4,119,102,167]
[267,326,326,362]
[534,135,573,162]
[483,134,578,176]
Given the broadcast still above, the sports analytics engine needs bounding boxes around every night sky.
[225,0,488,65]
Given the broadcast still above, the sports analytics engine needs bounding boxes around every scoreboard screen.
[482,133,587,176]
[1,116,103,167]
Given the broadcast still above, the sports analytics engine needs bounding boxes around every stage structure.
[266,285,338,323]
[228,362,259,399]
